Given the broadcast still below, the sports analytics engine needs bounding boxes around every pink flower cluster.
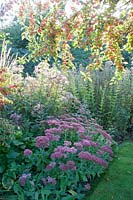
[64,141,72,146]
[78,151,108,168]
[46,162,56,170]
[35,136,49,148]
[41,115,113,168]
[45,127,62,134]
[55,145,77,153]
[59,160,76,171]
[24,149,32,156]
[84,183,91,190]
[81,139,98,147]
[19,173,31,186]
[42,176,56,185]
[51,151,65,159]
[96,129,112,141]
[46,116,86,134]
[10,113,22,125]
[100,145,113,156]
[74,141,83,150]
[46,115,112,144]
[45,132,60,141]
[51,145,77,159]
[32,114,113,184]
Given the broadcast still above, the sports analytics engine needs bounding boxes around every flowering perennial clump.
[20,114,114,199]
[22,61,69,103]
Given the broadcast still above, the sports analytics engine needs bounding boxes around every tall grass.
[67,65,133,140]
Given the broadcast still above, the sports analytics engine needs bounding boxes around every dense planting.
[0,58,115,199]
[0,114,114,199]
[0,0,133,199]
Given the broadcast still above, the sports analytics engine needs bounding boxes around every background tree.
[19,0,133,74]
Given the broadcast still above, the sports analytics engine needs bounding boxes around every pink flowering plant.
[7,61,71,133]
[13,114,114,199]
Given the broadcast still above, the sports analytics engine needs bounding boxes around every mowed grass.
[85,142,133,200]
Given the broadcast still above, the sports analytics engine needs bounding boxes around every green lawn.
[85,142,133,200]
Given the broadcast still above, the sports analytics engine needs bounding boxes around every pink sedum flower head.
[19,173,31,187]
[45,127,62,134]
[66,160,76,170]
[74,142,83,150]
[77,126,86,133]
[51,151,65,159]
[24,149,32,156]
[96,128,112,141]
[78,151,108,168]
[59,160,76,171]
[35,136,49,148]
[81,139,98,147]
[45,132,60,141]
[47,176,57,185]
[46,162,56,170]
[64,141,72,146]
[65,147,77,153]
[100,145,113,156]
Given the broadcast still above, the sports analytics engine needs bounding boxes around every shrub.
[10,114,114,200]
[4,61,82,134]
[1,21,38,74]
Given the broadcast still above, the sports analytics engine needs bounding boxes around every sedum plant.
[10,114,114,200]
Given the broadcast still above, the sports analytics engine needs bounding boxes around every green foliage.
[0,117,22,192]
[71,47,91,68]
[3,61,78,133]
[19,0,133,71]
[2,22,28,51]
[0,59,115,199]
[0,1,132,199]
[122,50,133,69]
[0,32,8,47]
[0,22,38,74]
[1,114,113,199]
[0,118,15,144]
[66,65,132,140]
[91,67,132,137]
